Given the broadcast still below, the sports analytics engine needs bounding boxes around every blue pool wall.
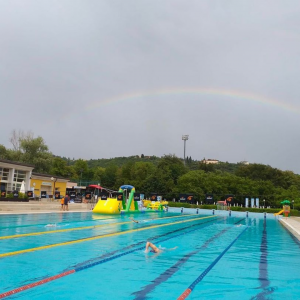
[168,207,281,220]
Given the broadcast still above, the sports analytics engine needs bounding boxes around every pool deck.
[280,217,300,242]
[0,200,93,214]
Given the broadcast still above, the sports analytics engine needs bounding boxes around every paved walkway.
[280,217,300,241]
[0,201,93,214]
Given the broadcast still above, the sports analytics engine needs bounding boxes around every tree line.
[1,130,300,209]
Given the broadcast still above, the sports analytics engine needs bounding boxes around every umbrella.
[20,181,25,194]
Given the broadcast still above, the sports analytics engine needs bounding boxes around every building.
[0,159,69,198]
[30,173,69,198]
[0,159,34,192]
[202,159,219,165]
[239,161,250,165]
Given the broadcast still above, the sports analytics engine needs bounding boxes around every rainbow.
[85,87,300,114]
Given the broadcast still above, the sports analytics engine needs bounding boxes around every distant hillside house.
[202,159,219,165]
[139,155,152,159]
[239,161,250,165]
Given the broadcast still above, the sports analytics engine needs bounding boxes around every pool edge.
[279,218,300,242]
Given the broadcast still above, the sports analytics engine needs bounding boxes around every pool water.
[0,209,299,299]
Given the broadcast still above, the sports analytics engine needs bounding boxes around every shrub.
[18,192,28,199]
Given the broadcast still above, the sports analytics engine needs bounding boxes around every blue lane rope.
[178,222,252,299]
[69,216,221,271]
[74,217,222,272]
[189,226,249,290]
[132,218,245,299]
[0,216,220,299]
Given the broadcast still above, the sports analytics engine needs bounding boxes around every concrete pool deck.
[0,200,93,214]
[280,217,300,242]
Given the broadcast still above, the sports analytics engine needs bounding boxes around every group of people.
[60,194,69,211]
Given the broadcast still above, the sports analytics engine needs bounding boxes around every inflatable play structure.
[92,184,169,214]
[119,185,139,212]
[274,200,291,217]
[141,193,168,210]
[143,199,168,211]
[93,185,139,214]
[146,201,168,211]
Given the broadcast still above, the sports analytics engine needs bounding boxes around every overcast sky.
[1,1,300,173]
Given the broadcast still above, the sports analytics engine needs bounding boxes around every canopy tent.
[88,185,117,194]
[88,185,103,189]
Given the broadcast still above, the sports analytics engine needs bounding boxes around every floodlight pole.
[182,135,189,166]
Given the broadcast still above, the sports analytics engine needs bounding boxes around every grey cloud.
[1,0,300,172]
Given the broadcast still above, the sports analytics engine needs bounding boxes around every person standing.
[64,194,69,211]
[60,197,64,211]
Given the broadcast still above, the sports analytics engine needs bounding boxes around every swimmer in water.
[130,217,156,224]
[129,217,140,223]
[145,241,177,253]
[45,223,58,227]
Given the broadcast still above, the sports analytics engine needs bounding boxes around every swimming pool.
[0,209,299,299]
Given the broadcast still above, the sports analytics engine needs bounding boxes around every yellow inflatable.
[93,198,122,214]
[142,200,151,207]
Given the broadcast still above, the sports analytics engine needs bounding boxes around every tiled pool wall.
[168,206,280,220]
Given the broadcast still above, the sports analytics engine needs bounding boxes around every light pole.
[51,177,57,201]
[182,135,189,165]
[263,199,265,208]
[292,200,294,210]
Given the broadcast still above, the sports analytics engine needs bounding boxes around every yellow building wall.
[55,181,67,196]
[30,179,67,197]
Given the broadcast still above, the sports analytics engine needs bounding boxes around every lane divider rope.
[0,270,75,299]
[0,216,216,258]
[0,216,219,299]
[0,214,194,240]
[0,216,116,230]
[177,223,251,300]
[71,217,222,270]
[132,217,245,299]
